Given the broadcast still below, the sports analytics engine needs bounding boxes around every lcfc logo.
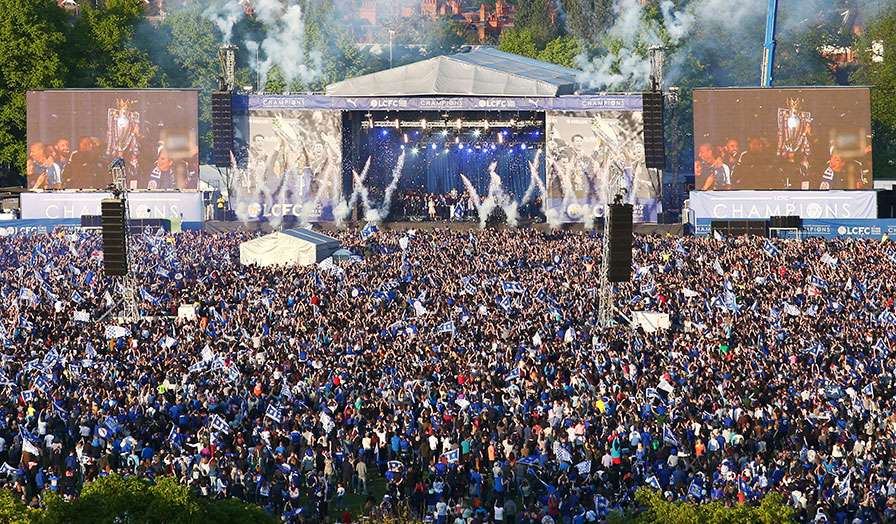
[806,203,823,218]
[837,226,847,235]
[248,202,262,218]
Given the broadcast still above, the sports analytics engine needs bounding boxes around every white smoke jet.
[334,157,372,226]
[203,0,244,43]
[660,0,696,41]
[366,151,406,224]
[519,149,545,208]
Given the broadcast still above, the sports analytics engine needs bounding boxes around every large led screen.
[27,89,199,190]
[692,87,872,191]
[231,109,342,222]
[545,110,658,223]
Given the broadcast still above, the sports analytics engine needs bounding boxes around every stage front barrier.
[21,192,203,223]
[689,190,877,221]
[692,217,896,239]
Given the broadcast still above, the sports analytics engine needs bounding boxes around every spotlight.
[381,129,389,136]
[457,143,463,149]
[491,144,497,150]
[473,129,481,137]
[484,121,490,130]
[520,144,527,150]
[430,143,437,150]
[455,136,460,144]
[400,145,405,150]
[456,119,462,130]
[411,147,419,154]
[394,119,400,129]
[403,133,409,144]
[498,133,504,144]
[421,119,427,129]
[441,130,448,137]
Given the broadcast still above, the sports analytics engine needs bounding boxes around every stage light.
[533,130,541,137]
[421,119,427,129]
[457,143,463,149]
[441,130,448,136]
[403,133,409,144]
[381,129,389,136]
[455,136,460,144]
[411,147,419,154]
[430,143,437,150]
[456,119,462,129]
[520,144,527,150]
[473,129,481,137]
[484,121,490,130]
[498,133,504,144]
[509,119,516,127]
[491,144,497,150]
[394,119,400,129]
[400,145,405,150]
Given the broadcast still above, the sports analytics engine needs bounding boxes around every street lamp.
[389,29,396,69]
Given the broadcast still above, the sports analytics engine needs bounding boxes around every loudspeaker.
[608,203,633,282]
[642,91,665,170]
[101,199,128,276]
[711,219,768,238]
[211,92,233,168]
[769,215,800,229]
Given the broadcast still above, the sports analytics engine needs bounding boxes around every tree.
[68,0,162,88]
[39,475,277,524]
[852,6,896,179]
[514,0,558,49]
[0,0,68,173]
[538,36,581,68]
[497,29,538,59]
[608,487,795,524]
[559,0,613,42]
[0,488,41,524]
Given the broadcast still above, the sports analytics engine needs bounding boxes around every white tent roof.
[325,48,582,97]
[239,228,340,267]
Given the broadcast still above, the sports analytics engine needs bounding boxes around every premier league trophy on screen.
[106,99,141,180]
[776,98,812,158]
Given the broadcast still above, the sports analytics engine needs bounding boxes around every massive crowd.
[0,226,893,524]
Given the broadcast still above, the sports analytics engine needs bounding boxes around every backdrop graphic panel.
[545,110,658,222]
[692,87,872,191]
[232,109,342,222]
[27,89,199,190]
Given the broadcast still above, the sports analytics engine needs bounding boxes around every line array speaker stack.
[769,215,801,229]
[212,91,233,168]
[101,199,128,276]
[710,220,769,238]
[608,203,634,282]
[642,91,665,170]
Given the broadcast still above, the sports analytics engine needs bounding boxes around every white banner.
[21,192,203,222]
[689,191,876,220]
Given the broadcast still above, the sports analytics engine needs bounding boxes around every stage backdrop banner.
[545,108,659,223]
[21,192,203,222]
[231,108,341,222]
[689,191,876,220]
[27,89,199,191]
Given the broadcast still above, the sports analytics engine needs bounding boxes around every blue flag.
[762,239,779,257]
[645,475,661,490]
[688,480,703,499]
[441,449,459,463]
[452,200,465,220]
[663,424,681,448]
[502,281,525,294]
[437,320,456,334]
[360,223,378,241]
[265,403,282,424]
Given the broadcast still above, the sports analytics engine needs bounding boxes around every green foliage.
[608,488,795,524]
[537,36,581,68]
[35,475,277,524]
[0,488,41,524]
[498,29,539,59]
[514,0,559,49]
[853,6,896,178]
[0,0,68,168]
[559,0,613,42]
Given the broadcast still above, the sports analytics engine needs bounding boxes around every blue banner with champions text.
[234,94,644,112]
[693,218,896,239]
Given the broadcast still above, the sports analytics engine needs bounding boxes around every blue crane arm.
[761,0,778,87]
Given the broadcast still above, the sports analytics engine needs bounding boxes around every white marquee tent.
[239,228,340,267]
